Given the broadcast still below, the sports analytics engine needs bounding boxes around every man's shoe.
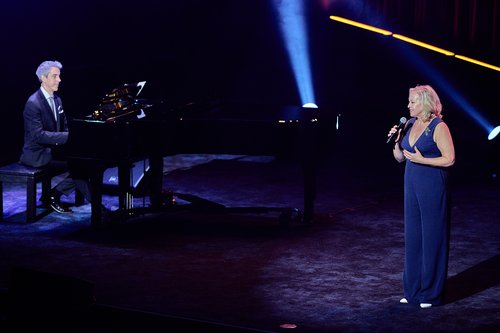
[50,197,72,214]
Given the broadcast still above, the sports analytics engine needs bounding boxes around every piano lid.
[90,81,152,122]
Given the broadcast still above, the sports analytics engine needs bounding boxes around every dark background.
[0,0,498,181]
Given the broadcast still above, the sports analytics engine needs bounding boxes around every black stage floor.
[0,154,499,332]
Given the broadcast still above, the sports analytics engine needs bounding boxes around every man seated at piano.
[19,60,92,213]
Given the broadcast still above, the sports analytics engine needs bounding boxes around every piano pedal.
[160,190,177,207]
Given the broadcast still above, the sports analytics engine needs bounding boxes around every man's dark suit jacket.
[19,89,69,167]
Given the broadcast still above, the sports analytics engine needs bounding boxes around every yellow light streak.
[329,16,392,36]
[454,55,500,72]
[329,15,500,72]
[392,34,455,56]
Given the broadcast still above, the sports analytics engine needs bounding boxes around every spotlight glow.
[488,126,500,140]
[274,0,315,106]
[302,103,318,108]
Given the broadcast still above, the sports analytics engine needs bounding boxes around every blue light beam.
[273,0,316,106]
[396,42,497,138]
[331,8,498,140]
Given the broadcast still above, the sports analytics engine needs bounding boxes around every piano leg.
[113,156,163,215]
[89,167,104,227]
[303,160,316,223]
[118,163,133,211]
[148,154,164,209]
[301,122,318,223]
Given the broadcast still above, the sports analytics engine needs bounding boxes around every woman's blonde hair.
[409,85,443,120]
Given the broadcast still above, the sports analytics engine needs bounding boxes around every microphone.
[386,117,407,144]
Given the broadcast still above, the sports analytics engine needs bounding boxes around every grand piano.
[66,82,328,227]
[65,82,166,226]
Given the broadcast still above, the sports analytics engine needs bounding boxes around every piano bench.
[0,163,84,223]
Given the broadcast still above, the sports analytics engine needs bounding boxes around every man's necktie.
[49,96,57,120]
